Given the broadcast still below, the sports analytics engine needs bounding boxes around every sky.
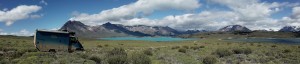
[0,0,300,36]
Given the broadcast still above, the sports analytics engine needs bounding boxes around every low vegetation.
[203,56,217,64]
[0,35,299,64]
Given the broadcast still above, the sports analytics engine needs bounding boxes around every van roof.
[36,29,69,34]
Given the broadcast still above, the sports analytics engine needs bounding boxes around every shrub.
[191,46,205,50]
[107,55,128,64]
[6,51,26,59]
[283,49,291,53]
[298,46,300,48]
[143,49,153,56]
[108,48,127,56]
[265,51,277,56]
[271,45,277,48]
[190,46,199,50]
[232,48,252,55]
[227,43,232,45]
[203,56,217,64]
[194,43,198,45]
[78,53,89,59]
[232,48,243,54]
[215,48,233,57]
[89,56,102,63]
[97,44,103,48]
[104,44,109,47]
[178,48,187,53]
[200,46,205,48]
[107,48,128,64]
[250,43,254,46]
[182,46,189,49]
[171,46,180,49]
[257,44,262,47]
[243,48,252,54]
[129,52,151,64]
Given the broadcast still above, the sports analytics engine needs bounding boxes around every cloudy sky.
[0,0,299,36]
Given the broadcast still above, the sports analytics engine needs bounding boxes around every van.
[34,30,84,52]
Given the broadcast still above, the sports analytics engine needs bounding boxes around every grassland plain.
[0,35,300,64]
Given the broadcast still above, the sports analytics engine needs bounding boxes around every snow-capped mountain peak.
[218,25,251,32]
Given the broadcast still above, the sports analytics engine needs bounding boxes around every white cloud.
[210,0,284,21]
[120,11,237,31]
[121,0,287,31]
[0,29,33,36]
[72,0,200,26]
[40,0,48,5]
[30,14,43,19]
[0,5,42,26]
[281,6,300,26]
[71,0,299,31]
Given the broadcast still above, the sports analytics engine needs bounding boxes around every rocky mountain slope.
[60,21,183,38]
[279,26,300,32]
[60,21,148,38]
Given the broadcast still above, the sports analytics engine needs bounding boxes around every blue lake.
[224,38,300,44]
[100,37,195,41]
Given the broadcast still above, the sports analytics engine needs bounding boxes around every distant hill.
[279,26,300,32]
[219,25,251,32]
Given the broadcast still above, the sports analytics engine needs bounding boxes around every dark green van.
[34,30,84,52]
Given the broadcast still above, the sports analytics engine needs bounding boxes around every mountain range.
[279,26,300,32]
[59,21,185,38]
[59,20,299,38]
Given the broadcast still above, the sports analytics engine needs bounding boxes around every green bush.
[194,43,198,45]
[107,48,128,64]
[190,46,204,50]
[283,49,291,53]
[97,44,103,48]
[182,46,189,49]
[265,51,277,56]
[171,46,180,49]
[78,53,89,59]
[271,45,277,48]
[257,44,262,47]
[232,48,252,55]
[250,43,254,46]
[200,46,205,48]
[104,44,109,47]
[178,48,187,53]
[89,56,101,63]
[5,51,26,59]
[107,55,128,64]
[215,48,233,57]
[203,56,217,64]
[143,49,153,56]
[108,48,127,56]
[129,52,151,64]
